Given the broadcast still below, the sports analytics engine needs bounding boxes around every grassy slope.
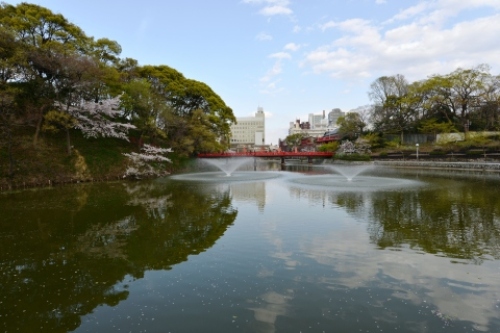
[0,129,133,189]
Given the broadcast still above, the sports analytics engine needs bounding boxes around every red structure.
[198,151,334,164]
[316,130,344,144]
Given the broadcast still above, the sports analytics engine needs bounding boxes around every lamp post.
[416,143,419,161]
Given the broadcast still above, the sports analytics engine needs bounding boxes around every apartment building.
[289,109,345,138]
[230,107,266,149]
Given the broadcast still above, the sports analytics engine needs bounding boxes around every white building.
[230,107,266,149]
[289,109,345,138]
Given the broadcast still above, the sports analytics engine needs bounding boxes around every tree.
[420,64,491,135]
[137,65,236,153]
[123,144,172,179]
[368,74,418,143]
[42,110,77,155]
[0,2,90,147]
[418,118,456,135]
[336,112,366,140]
[284,132,306,151]
[0,27,22,176]
[64,95,135,141]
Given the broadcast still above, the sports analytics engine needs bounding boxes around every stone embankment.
[374,160,500,173]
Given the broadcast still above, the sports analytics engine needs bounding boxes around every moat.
[1,161,499,333]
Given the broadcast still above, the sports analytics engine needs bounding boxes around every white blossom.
[123,144,173,179]
[60,96,136,141]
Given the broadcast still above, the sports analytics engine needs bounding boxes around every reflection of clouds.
[209,181,267,211]
[228,173,499,330]
[300,224,500,331]
[230,182,267,211]
[248,290,294,333]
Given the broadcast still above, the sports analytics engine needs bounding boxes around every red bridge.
[198,151,334,163]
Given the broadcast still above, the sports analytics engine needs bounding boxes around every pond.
[1,160,499,333]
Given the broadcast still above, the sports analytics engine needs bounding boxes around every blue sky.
[7,0,500,144]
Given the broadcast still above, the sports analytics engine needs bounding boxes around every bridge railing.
[198,152,334,158]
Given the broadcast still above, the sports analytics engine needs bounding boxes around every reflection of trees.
[288,186,366,217]
[367,180,500,262]
[0,180,237,332]
[335,192,365,214]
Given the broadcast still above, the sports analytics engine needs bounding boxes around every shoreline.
[2,160,500,193]
[373,160,500,173]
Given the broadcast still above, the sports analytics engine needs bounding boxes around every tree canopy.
[0,2,236,179]
[367,64,500,142]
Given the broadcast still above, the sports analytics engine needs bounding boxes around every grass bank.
[0,129,187,191]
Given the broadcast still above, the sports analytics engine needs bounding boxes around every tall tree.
[137,65,236,154]
[0,27,22,176]
[0,2,90,146]
[336,112,366,140]
[421,64,491,134]
[368,74,418,143]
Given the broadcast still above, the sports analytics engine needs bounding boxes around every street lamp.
[416,143,419,161]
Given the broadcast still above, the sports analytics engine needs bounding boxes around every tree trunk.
[66,128,72,155]
[33,113,43,148]
[7,126,15,178]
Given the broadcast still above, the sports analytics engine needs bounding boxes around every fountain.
[286,162,424,191]
[170,157,281,182]
[325,163,375,181]
[200,157,253,176]
[170,159,423,190]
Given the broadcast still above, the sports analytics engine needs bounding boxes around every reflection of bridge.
[198,151,334,164]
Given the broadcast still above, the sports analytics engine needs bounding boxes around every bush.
[318,141,339,152]
[363,133,385,149]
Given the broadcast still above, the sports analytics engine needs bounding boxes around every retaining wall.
[374,160,500,172]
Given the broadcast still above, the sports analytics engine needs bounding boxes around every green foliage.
[0,2,235,179]
[418,119,457,134]
[42,110,76,133]
[318,141,339,152]
[362,132,385,149]
[456,132,490,149]
[284,133,305,149]
[336,112,366,139]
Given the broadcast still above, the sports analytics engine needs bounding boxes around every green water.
[1,162,499,332]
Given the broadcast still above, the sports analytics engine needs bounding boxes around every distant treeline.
[365,64,500,142]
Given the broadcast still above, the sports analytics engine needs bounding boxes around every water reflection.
[0,181,237,333]
[367,176,500,262]
[1,166,500,332]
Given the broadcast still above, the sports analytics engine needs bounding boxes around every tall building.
[230,107,266,148]
[328,108,344,127]
[289,109,345,138]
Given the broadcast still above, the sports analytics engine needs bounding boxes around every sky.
[6,0,500,144]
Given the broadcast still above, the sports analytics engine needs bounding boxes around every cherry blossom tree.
[123,144,172,179]
[65,96,136,141]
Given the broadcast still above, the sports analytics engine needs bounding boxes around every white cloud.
[302,3,500,81]
[284,42,301,52]
[259,59,287,95]
[259,5,292,16]
[269,52,291,59]
[260,61,283,83]
[242,0,293,16]
[256,32,273,41]
[385,2,430,23]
